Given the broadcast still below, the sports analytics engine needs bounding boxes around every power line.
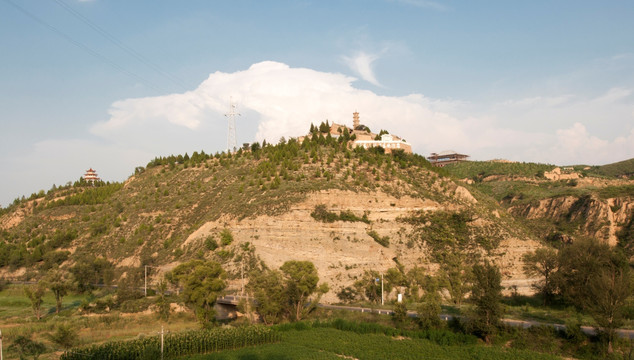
[52,0,192,91]
[2,0,165,93]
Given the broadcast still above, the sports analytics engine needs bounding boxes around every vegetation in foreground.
[186,323,559,360]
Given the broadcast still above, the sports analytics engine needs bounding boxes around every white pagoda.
[84,168,101,184]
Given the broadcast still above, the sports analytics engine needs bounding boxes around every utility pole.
[381,273,384,306]
[145,265,159,297]
[240,259,245,297]
[160,325,164,360]
[155,325,168,360]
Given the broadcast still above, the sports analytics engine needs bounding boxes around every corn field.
[60,325,279,360]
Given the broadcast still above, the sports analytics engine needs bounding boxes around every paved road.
[218,295,634,339]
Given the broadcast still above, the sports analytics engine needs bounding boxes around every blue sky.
[1,0,633,207]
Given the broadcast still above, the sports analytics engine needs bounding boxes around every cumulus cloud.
[342,51,382,86]
[3,61,633,207]
[545,123,634,165]
[90,61,634,167]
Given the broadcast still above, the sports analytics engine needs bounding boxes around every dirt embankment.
[508,195,633,245]
[186,189,539,302]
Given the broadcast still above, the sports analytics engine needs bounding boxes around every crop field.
[185,326,560,360]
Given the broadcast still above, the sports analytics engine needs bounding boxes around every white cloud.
[545,123,634,165]
[342,51,381,86]
[91,61,634,167]
[5,61,633,206]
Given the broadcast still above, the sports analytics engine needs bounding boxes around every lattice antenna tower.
[224,97,240,153]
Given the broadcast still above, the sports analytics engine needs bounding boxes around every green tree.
[24,282,46,320]
[392,302,408,327]
[439,253,471,307]
[555,239,631,353]
[415,276,443,330]
[69,255,114,293]
[280,260,325,321]
[585,261,631,354]
[469,261,503,344]
[8,335,46,360]
[250,141,261,153]
[354,270,383,303]
[248,268,286,324]
[554,238,613,305]
[45,270,73,314]
[47,323,78,349]
[319,121,330,133]
[522,247,558,305]
[168,260,226,327]
[385,267,407,295]
[154,278,171,321]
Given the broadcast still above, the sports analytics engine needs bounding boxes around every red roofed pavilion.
[84,168,100,183]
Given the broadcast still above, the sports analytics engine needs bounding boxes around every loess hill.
[1,133,633,301]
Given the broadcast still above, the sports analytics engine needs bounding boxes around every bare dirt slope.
[185,189,539,302]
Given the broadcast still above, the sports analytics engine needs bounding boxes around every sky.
[1,0,634,207]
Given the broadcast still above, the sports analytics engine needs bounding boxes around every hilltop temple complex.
[299,112,472,165]
[304,111,413,154]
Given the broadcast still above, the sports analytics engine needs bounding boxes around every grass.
[184,325,561,360]
[327,293,634,331]
[444,161,555,180]
[4,282,632,360]
[594,158,634,178]
[1,140,454,272]
[0,284,86,319]
[0,284,199,360]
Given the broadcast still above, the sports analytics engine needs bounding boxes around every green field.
[185,326,560,360]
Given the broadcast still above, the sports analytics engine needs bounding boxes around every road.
[217,295,634,339]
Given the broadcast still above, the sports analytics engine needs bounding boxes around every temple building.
[323,112,413,154]
[427,151,469,167]
[84,168,101,184]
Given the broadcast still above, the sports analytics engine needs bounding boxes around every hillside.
[0,132,549,300]
[595,157,634,178]
[2,130,633,303]
[444,160,634,249]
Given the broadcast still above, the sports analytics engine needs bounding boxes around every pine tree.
[469,261,503,343]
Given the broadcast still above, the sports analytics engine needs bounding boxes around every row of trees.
[336,239,631,352]
[247,260,329,324]
[339,252,474,308]
[164,259,328,327]
[523,239,632,353]
[21,254,115,321]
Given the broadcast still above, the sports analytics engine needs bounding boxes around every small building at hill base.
[427,151,469,167]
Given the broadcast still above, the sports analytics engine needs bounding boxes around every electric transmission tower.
[224,98,240,153]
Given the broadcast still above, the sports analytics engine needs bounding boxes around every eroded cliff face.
[507,195,634,246]
[184,189,539,302]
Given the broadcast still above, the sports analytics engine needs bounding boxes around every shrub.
[220,229,234,246]
[48,324,78,349]
[336,286,359,302]
[367,230,389,247]
[205,236,218,251]
[311,204,338,223]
